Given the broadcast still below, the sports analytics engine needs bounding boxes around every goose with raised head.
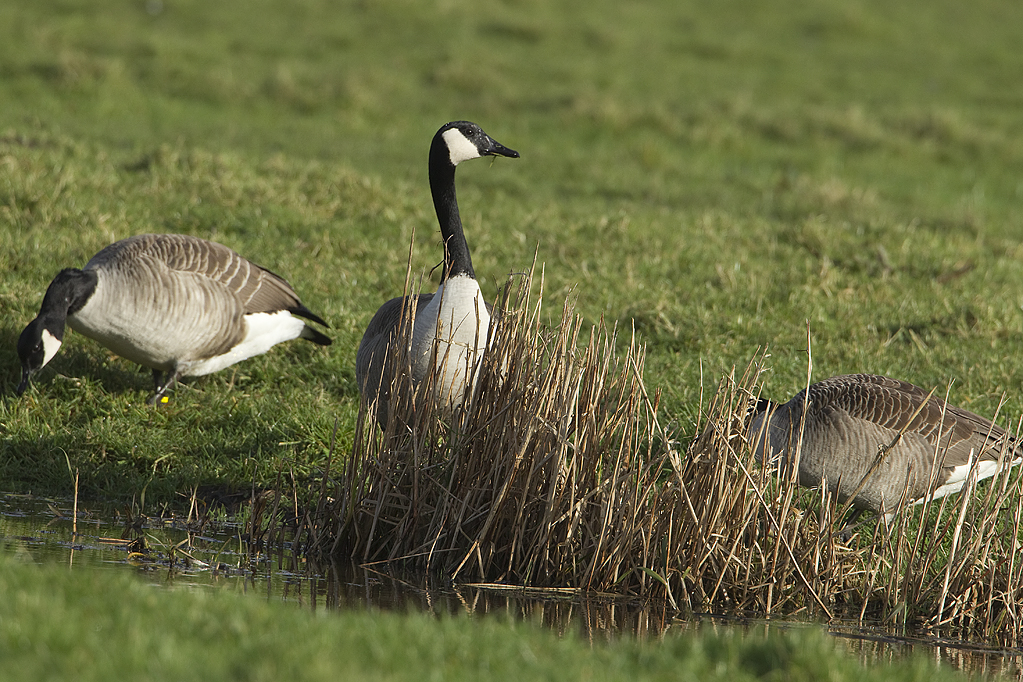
[356,121,519,427]
[16,233,331,403]
[749,374,1021,518]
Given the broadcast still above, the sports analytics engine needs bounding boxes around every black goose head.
[15,268,96,396]
[434,120,520,167]
[428,121,519,281]
[750,397,776,421]
[16,316,65,395]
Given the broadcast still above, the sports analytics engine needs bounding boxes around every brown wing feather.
[158,235,307,314]
[89,234,306,313]
[356,293,434,426]
[810,374,1010,466]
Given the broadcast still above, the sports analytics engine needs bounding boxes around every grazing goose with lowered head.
[749,374,1021,518]
[356,121,519,427]
[17,233,331,403]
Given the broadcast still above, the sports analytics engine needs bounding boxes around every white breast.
[66,263,313,378]
[410,275,490,408]
[67,275,179,372]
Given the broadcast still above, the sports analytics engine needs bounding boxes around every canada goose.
[16,233,331,403]
[749,374,1021,518]
[355,121,519,426]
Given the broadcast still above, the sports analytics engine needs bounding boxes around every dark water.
[2,492,1020,678]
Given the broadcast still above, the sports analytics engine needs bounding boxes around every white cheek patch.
[442,128,481,165]
[41,328,63,367]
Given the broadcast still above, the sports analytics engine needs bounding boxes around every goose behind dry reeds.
[749,374,1022,516]
[16,233,331,403]
[356,121,519,427]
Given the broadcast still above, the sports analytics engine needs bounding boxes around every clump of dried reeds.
[664,358,851,617]
[302,265,1022,648]
[680,357,1023,648]
[315,264,671,591]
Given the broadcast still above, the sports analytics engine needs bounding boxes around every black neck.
[39,268,98,334]
[428,136,475,281]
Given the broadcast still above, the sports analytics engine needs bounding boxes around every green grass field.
[2,0,1021,676]
[2,0,1021,503]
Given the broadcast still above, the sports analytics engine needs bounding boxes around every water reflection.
[2,492,1020,678]
[833,626,1023,679]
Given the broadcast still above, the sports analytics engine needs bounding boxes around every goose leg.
[149,370,178,405]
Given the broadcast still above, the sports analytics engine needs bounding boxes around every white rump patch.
[180,311,307,377]
[916,455,1015,505]
[442,128,481,166]
[41,329,63,367]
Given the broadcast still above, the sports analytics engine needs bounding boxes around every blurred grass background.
[1,0,1022,502]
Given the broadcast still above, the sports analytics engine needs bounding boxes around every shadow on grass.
[0,319,155,400]
[3,329,352,404]
[0,424,290,508]
[0,323,25,397]
[7,351,155,402]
